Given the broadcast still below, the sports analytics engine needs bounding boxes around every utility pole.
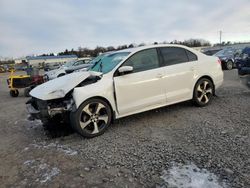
[219,30,222,45]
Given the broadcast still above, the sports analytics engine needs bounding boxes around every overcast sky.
[0,0,250,58]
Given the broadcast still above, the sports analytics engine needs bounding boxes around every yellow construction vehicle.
[7,70,45,97]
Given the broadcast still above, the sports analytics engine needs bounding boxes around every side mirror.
[118,66,133,75]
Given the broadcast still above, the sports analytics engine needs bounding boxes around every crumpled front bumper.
[26,97,74,123]
[26,102,40,119]
[26,98,49,120]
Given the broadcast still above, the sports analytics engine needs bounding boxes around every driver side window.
[123,48,159,73]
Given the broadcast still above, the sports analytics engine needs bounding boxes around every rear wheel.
[70,98,112,138]
[193,78,214,107]
[10,89,19,97]
[225,60,233,70]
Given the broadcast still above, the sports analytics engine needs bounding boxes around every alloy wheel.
[196,80,213,104]
[226,61,233,70]
[79,102,109,135]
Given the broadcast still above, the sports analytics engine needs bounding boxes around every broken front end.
[26,71,102,125]
[26,94,75,125]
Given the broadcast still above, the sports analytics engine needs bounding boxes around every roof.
[26,55,77,61]
[117,44,198,54]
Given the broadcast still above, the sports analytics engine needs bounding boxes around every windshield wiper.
[91,59,101,69]
[99,61,103,72]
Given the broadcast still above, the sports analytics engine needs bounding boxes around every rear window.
[159,47,189,66]
[186,50,198,61]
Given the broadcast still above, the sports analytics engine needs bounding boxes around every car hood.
[65,64,91,70]
[30,71,102,100]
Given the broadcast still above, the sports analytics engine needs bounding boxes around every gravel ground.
[0,70,249,188]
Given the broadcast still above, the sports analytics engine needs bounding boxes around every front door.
[114,48,166,116]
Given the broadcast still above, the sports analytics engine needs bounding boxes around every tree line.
[37,38,212,58]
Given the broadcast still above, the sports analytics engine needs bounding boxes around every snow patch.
[23,147,29,151]
[23,159,35,166]
[23,159,60,184]
[29,141,78,156]
[160,163,227,188]
[25,118,43,129]
[39,167,60,183]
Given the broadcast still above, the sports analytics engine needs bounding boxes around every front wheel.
[70,98,112,138]
[57,73,65,78]
[10,89,19,97]
[193,78,214,107]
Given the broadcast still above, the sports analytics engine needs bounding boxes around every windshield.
[63,60,77,67]
[89,52,130,74]
[89,53,107,65]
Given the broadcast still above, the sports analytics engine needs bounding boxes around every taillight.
[217,59,221,65]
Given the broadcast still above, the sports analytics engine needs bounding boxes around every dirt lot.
[0,70,249,188]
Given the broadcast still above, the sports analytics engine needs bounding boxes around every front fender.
[72,78,117,114]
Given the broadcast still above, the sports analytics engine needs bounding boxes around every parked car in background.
[213,48,239,70]
[14,65,28,71]
[64,57,92,73]
[236,47,250,74]
[75,52,113,72]
[44,57,92,80]
[0,66,6,73]
[27,44,223,138]
[202,49,222,56]
[0,65,6,73]
[4,64,15,72]
[44,63,62,71]
[236,47,250,89]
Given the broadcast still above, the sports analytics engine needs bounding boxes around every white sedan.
[27,45,223,138]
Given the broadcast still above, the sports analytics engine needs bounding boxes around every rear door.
[158,47,198,103]
[114,48,166,115]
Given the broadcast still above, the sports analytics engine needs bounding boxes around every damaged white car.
[27,45,223,138]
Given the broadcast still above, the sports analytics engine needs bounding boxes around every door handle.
[156,73,164,78]
[190,66,195,71]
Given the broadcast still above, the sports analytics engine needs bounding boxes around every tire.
[57,73,65,78]
[238,69,244,76]
[24,87,31,97]
[10,89,19,97]
[44,74,49,81]
[70,98,112,138]
[193,78,214,107]
[225,60,233,70]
